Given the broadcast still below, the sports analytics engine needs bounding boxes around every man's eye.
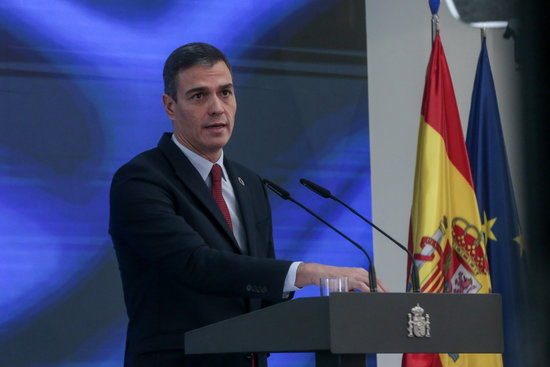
[222,90,232,96]
[192,93,203,100]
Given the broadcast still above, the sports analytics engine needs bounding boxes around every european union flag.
[466,38,527,367]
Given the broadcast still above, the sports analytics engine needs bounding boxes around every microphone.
[262,179,378,292]
[300,178,421,293]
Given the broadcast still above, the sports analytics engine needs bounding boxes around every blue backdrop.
[0,1,373,365]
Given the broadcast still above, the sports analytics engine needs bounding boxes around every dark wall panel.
[0,1,371,365]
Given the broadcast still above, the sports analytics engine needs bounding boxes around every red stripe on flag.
[421,268,442,292]
[433,277,445,293]
[420,32,474,188]
[402,353,444,367]
[424,273,444,293]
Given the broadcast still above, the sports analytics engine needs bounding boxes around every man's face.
[163,61,236,162]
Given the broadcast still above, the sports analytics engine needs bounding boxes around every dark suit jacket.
[109,133,293,366]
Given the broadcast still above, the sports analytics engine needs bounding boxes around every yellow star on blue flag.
[481,211,497,244]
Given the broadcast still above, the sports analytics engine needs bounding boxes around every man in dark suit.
[109,42,385,367]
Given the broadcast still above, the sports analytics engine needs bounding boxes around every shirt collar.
[171,134,228,182]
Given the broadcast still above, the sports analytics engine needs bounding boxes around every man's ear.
[162,94,176,120]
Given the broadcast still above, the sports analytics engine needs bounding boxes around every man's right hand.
[295,262,389,293]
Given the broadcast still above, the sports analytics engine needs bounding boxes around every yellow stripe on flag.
[411,120,492,294]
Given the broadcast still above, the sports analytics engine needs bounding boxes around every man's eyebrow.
[184,86,207,96]
[183,83,234,96]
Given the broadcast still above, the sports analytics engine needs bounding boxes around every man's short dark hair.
[163,42,232,101]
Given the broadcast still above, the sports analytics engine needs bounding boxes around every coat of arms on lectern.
[407,304,431,338]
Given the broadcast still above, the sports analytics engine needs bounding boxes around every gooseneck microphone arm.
[262,179,378,292]
[299,178,421,293]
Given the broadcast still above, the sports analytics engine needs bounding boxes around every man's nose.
[209,96,224,115]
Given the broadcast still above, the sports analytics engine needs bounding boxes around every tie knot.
[211,164,222,183]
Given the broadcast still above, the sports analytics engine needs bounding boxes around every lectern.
[185,293,503,367]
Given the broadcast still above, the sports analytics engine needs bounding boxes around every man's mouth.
[205,122,226,129]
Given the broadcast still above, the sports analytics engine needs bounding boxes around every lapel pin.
[238,177,245,186]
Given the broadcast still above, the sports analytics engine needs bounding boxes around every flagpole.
[481,27,487,44]
[431,13,439,43]
[429,0,440,43]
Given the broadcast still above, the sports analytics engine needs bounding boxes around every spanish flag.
[402,31,503,367]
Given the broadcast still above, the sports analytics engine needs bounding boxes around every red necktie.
[211,164,233,230]
[212,166,252,365]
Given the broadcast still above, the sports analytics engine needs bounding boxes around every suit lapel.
[225,158,257,257]
[157,134,241,253]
